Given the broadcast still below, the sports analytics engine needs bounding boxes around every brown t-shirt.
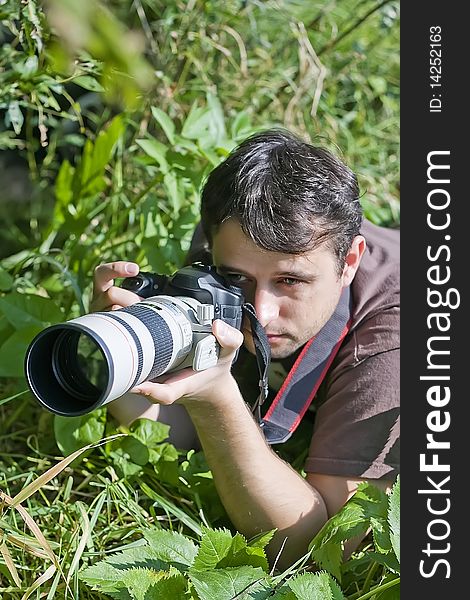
[304,219,400,480]
[187,219,400,481]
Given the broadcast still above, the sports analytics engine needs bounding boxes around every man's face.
[212,219,359,360]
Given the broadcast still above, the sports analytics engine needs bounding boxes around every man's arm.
[131,321,380,569]
[90,262,390,568]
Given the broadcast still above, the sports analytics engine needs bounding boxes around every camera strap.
[243,286,352,445]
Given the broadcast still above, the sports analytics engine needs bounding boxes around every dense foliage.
[0,1,399,597]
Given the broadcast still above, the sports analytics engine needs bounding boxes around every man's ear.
[341,235,366,287]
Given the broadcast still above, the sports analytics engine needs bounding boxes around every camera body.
[122,263,243,328]
[121,263,244,372]
[24,264,245,417]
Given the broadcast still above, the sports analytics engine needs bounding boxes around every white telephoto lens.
[25,296,200,416]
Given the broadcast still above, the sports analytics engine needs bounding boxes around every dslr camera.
[24,264,244,417]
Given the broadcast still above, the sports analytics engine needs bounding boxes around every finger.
[90,286,142,312]
[93,261,140,294]
[131,381,181,405]
[132,368,199,404]
[212,320,244,358]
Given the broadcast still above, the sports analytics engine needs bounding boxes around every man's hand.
[90,261,142,312]
[131,319,244,407]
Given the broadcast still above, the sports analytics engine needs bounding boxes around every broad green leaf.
[120,567,166,600]
[230,111,253,140]
[79,562,126,593]
[143,570,188,599]
[192,527,234,571]
[248,530,277,549]
[136,139,169,173]
[217,533,269,572]
[370,516,392,555]
[181,102,212,141]
[143,529,198,567]
[206,92,226,147]
[149,443,180,486]
[309,483,389,580]
[81,116,124,197]
[54,160,74,208]
[0,325,43,377]
[73,75,105,92]
[163,171,184,214]
[365,551,400,575]
[388,477,400,563]
[0,267,14,291]
[80,545,168,591]
[130,418,170,446]
[310,541,343,582]
[0,292,63,330]
[288,571,346,600]
[18,55,39,78]
[54,409,106,456]
[189,565,266,600]
[151,106,175,145]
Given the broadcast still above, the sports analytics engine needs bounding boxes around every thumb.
[212,319,244,353]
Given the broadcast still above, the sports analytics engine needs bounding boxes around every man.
[91,129,399,568]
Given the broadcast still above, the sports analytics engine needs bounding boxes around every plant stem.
[361,560,379,594]
[350,576,400,600]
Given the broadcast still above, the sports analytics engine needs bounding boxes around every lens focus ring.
[120,304,174,380]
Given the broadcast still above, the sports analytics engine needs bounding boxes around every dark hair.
[200,129,363,272]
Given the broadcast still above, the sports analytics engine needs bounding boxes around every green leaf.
[163,171,184,214]
[79,562,128,594]
[230,111,253,140]
[6,101,24,135]
[119,567,166,600]
[55,159,75,210]
[136,139,169,173]
[309,483,389,580]
[151,106,175,145]
[373,574,400,599]
[81,115,124,197]
[73,75,105,92]
[21,55,39,78]
[388,477,400,563]
[130,418,170,446]
[189,565,267,600]
[181,102,212,141]
[0,292,63,330]
[0,325,43,377]
[365,551,400,575]
[206,92,227,147]
[217,533,269,572]
[54,409,106,456]
[192,527,234,571]
[248,530,277,549]
[288,571,346,600]
[80,544,168,592]
[143,570,188,599]
[143,529,198,567]
[310,541,343,582]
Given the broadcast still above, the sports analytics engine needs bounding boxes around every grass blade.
[0,540,22,586]
[20,564,56,600]
[9,433,125,507]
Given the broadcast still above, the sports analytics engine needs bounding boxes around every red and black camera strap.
[243,286,352,445]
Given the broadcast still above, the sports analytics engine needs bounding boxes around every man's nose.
[253,287,280,327]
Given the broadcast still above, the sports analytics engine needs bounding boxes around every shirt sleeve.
[304,310,400,480]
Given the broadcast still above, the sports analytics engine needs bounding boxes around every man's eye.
[226,273,248,284]
[280,278,302,286]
